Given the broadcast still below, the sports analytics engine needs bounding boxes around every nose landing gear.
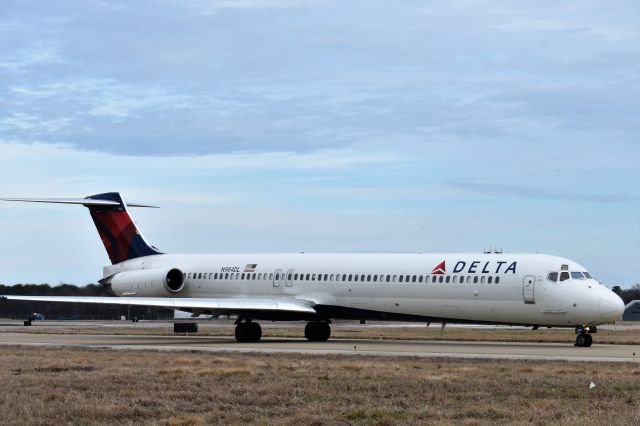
[574,326,593,347]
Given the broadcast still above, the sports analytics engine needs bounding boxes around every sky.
[0,0,638,287]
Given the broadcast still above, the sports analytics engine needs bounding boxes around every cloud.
[0,1,638,286]
[0,113,73,134]
[446,178,635,204]
[0,46,64,73]
[175,0,322,15]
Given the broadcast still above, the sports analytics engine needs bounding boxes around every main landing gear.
[574,326,594,347]
[305,321,331,342]
[234,319,262,342]
[233,319,332,343]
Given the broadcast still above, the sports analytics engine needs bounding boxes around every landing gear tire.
[575,333,592,347]
[305,321,331,342]
[235,321,262,343]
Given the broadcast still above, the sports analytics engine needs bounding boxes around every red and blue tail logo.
[86,193,161,264]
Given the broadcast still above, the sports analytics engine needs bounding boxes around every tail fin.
[85,192,162,264]
[1,192,162,264]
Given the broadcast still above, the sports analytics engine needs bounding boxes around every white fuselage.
[107,252,622,327]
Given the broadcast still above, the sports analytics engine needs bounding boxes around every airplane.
[0,192,625,347]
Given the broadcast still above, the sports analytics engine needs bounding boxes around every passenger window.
[386,275,391,282]
[208,273,212,279]
[495,277,499,284]
[187,273,191,279]
[330,274,334,281]
[432,276,437,283]
[481,276,485,284]
[241,273,245,280]
[419,276,423,283]
[373,275,378,282]
[224,273,229,279]
[446,276,451,283]
[294,274,298,280]
[355,274,359,282]
[547,272,558,282]
[361,274,365,282]
[287,274,292,280]
[306,274,310,281]
[312,274,316,281]
[348,274,353,281]
[412,275,416,283]
[453,276,458,284]
[474,276,478,284]
[488,276,492,284]
[269,273,273,280]
[560,272,570,281]
[324,274,329,281]
[399,275,403,283]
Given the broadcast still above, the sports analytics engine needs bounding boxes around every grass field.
[0,346,638,425]
[4,322,640,345]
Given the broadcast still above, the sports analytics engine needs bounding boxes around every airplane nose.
[599,293,625,322]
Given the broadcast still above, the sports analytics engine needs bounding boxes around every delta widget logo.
[431,261,446,275]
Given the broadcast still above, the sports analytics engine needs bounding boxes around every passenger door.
[523,275,535,304]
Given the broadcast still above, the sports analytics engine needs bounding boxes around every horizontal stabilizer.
[0,197,158,208]
[0,295,317,315]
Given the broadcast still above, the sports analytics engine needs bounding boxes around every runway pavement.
[1,332,638,362]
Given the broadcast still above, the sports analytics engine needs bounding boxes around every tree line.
[0,284,174,320]
[612,284,640,306]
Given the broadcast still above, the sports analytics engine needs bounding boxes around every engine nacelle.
[108,268,185,297]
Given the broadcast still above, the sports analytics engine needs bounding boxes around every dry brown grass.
[0,346,638,425]
[6,322,640,345]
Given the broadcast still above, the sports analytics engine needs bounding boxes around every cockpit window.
[559,271,570,282]
[571,272,585,280]
[583,272,592,279]
[547,272,558,282]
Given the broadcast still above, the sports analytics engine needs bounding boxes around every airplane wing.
[0,295,317,315]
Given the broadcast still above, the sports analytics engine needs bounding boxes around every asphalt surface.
[1,332,638,362]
